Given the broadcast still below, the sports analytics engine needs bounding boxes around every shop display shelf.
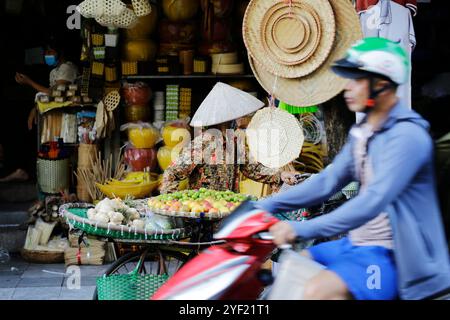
[122,74,256,80]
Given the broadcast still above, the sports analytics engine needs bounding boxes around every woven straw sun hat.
[246,107,304,169]
[248,0,363,107]
[190,82,265,127]
[243,0,336,79]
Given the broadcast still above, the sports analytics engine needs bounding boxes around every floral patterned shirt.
[160,131,282,194]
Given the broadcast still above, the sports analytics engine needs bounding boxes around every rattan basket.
[76,183,92,203]
[59,203,190,241]
[37,158,69,194]
[21,248,65,264]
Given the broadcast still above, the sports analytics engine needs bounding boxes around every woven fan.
[104,90,121,112]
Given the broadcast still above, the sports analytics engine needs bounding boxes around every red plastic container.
[124,147,158,172]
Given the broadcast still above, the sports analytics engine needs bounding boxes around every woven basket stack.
[243,0,363,107]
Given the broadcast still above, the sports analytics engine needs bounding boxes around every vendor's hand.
[281,171,300,185]
[15,72,31,85]
[269,221,297,246]
[27,108,37,130]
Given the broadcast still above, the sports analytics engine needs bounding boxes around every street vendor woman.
[160,82,291,195]
[15,38,79,130]
[1,37,78,183]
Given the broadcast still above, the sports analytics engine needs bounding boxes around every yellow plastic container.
[128,127,160,149]
[157,146,178,171]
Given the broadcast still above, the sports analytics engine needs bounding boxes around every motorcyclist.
[258,37,450,300]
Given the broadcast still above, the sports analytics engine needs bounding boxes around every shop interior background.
[0,0,449,186]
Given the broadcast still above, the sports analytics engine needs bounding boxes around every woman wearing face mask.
[15,42,79,130]
[0,42,78,183]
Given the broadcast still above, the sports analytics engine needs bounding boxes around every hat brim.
[243,0,336,79]
[331,58,371,79]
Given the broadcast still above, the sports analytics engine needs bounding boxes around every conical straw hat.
[246,107,304,169]
[190,82,265,127]
[243,0,336,79]
[248,0,363,107]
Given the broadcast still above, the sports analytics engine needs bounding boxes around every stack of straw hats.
[243,0,363,107]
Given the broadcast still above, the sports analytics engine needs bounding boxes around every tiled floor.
[0,255,111,300]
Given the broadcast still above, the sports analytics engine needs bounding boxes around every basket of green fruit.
[147,188,257,220]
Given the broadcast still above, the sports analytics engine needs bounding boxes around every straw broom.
[75,150,126,201]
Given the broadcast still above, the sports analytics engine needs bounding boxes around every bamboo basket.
[77,183,92,203]
[78,144,98,169]
[64,247,105,266]
[21,248,65,264]
[37,158,69,194]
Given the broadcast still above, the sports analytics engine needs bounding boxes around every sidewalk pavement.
[0,254,111,300]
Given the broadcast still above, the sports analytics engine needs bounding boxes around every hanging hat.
[246,107,304,169]
[190,82,265,127]
[248,0,363,107]
[243,0,336,79]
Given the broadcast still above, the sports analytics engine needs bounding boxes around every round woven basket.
[21,248,64,264]
[243,0,335,78]
[59,203,191,241]
[76,183,92,203]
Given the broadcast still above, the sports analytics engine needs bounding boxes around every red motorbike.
[151,201,279,300]
[152,200,450,300]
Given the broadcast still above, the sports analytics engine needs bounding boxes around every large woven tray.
[59,203,190,241]
[148,206,231,221]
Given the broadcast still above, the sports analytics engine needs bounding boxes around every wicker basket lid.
[243,0,335,79]
[247,0,363,106]
[77,0,127,19]
[246,107,304,169]
[131,0,152,17]
[190,82,264,127]
[96,7,138,29]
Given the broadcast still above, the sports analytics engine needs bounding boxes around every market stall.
[16,0,338,283]
[14,0,423,300]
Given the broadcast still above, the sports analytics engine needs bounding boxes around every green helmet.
[332,37,410,85]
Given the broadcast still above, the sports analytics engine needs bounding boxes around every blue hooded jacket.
[258,102,450,300]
